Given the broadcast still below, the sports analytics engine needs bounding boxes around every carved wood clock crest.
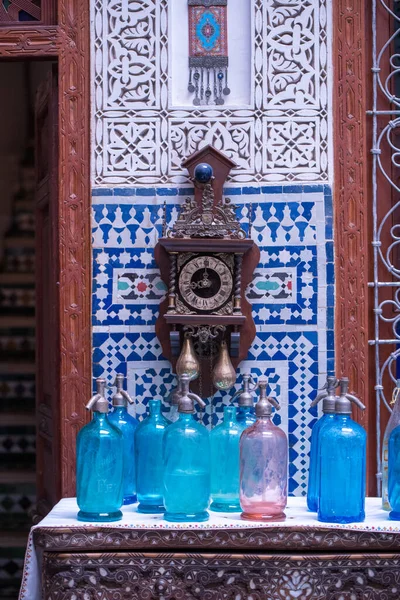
[155,146,260,397]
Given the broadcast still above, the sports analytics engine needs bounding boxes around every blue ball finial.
[194,163,213,184]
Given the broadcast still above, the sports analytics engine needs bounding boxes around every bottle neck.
[257,415,272,423]
[238,405,254,414]
[92,411,109,423]
[149,400,162,418]
[223,407,237,424]
[178,412,194,423]
[335,413,351,422]
[112,405,126,414]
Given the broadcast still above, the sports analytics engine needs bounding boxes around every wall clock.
[155,145,260,397]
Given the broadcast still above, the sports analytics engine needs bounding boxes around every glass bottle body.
[382,397,400,510]
[135,400,169,513]
[239,417,288,521]
[163,413,210,522]
[76,413,123,522]
[210,406,241,512]
[388,425,400,519]
[318,415,366,523]
[307,413,336,511]
[108,406,139,505]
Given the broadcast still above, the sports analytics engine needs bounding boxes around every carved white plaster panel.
[92,0,331,185]
[265,1,321,108]
[103,118,161,178]
[168,118,255,174]
[103,0,162,109]
[263,117,320,174]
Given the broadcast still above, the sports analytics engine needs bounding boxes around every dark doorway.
[0,60,55,600]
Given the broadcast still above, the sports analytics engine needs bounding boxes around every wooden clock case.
[155,146,260,394]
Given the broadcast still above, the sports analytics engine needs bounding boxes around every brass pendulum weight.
[176,333,200,381]
[212,340,236,391]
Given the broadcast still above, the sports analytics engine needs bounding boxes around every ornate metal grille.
[370,0,400,493]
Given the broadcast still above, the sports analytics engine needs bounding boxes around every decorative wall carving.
[42,551,400,600]
[93,0,331,185]
[57,0,91,498]
[333,0,370,435]
[0,26,60,54]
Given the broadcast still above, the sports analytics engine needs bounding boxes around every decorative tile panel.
[113,268,167,305]
[91,186,335,496]
[249,268,296,304]
[92,0,332,185]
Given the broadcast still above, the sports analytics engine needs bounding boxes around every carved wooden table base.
[43,552,400,600]
[29,499,400,599]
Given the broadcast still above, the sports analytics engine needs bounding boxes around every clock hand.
[190,269,212,290]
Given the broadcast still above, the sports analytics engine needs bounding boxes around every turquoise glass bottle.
[388,421,400,519]
[382,380,400,511]
[76,378,123,522]
[307,376,338,511]
[233,373,257,428]
[135,398,169,513]
[210,406,241,512]
[318,378,367,524]
[108,374,138,505]
[240,379,288,521]
[163,375,210,522]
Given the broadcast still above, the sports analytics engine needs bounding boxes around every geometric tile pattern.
[113,269,167,305]
[248,268,296,304]
[92,0,331,185]
[92,185,335,496]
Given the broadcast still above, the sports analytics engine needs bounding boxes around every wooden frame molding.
[0,0,91,499]
[333,3,371,413]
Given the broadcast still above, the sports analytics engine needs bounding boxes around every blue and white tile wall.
[91,0,333,495]
[92,185,334,496]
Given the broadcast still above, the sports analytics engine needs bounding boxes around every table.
[19,497,400,600]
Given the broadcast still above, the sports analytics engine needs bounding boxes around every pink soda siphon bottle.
[239,379,288,521]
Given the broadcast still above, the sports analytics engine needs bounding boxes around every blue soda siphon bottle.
[108,374,138,505]
[233,373,257,428]
[382,380,400,511]
[209,374,257,513]
[163,374,210,522]
[307,375,339,511]
[318,378,366,523]
[76,378,123,522]
[210,406,242,512]
[135,398,169,513]
[388,415,400,519]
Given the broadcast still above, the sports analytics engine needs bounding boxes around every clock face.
[178,255,233,312]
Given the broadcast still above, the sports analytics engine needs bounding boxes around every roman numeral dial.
[178,255,233,312]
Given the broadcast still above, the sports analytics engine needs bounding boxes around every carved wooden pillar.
[57,0,91,499]
[333,0,375,492]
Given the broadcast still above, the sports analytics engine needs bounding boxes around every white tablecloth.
[19,497,400,600]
